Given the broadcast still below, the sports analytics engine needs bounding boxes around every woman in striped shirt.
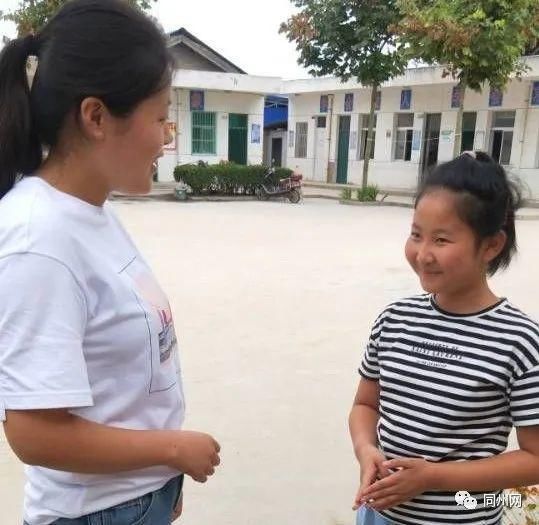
[349,151,539,525]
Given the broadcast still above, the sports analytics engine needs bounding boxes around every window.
[358,114,377,160]
[295,122,308,158]
[192,112,216,154]
[489,111,515,165]
[316,116,327,128]
[394,113,414,161]
[460,112,477,152]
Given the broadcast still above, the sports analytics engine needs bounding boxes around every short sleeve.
[510,365,539,426]
[358,311,386,380]
[0,253,93,421]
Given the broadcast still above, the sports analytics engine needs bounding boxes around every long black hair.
[0,0,173,198]
[416,151,522,276]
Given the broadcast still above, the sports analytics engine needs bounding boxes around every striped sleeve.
[510,364,539,426]
[358,310,387,380]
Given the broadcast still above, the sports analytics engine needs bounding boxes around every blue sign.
[375,91,381,111]
[532,81,539,106]
[489,88,503,107]
[190,90,204,111]
[451,86,462,108]
[344,93,354,112]
[320,95,329,113]
[400,89,412,110]
[251,123,261,144]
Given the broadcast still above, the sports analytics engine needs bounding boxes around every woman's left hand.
[171,493,183,522]
[357,458,435,511]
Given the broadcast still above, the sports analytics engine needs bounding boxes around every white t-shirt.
[0,177,185,525]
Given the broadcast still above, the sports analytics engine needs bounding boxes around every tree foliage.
[2,0,157,36]
[280,0,407,187]
[394,0,539,91]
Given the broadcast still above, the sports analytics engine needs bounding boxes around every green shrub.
[341,187,352,200]
[356,185,378,202]
[173,163,270,195]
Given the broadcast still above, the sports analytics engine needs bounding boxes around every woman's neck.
[434,281,500,315]
[38,151,109,206]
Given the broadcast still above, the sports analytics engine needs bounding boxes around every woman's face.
[104,87,172,195]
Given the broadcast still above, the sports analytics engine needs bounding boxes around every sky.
[0,0,313,79]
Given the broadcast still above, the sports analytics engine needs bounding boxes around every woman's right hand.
[353,444,390,510]
[169,431,221,483]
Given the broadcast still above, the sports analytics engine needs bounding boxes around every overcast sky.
[0,0,312,79]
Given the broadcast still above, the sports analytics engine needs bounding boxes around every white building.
[158,29,280,182]
[284,56,539,198]
[159,32,539,199]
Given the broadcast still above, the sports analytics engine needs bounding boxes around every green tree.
[2,0,156,36]
[394,0,539,157]
[280,0,407,188]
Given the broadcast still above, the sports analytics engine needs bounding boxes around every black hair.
[0,0,173,198]
[416,151,522,276]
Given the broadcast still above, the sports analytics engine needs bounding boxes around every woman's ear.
[483,230,507,265]
[78,97,108,141]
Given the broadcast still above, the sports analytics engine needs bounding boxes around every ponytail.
[0,35,42,198]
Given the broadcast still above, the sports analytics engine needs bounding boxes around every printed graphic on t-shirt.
[122,257,179,393]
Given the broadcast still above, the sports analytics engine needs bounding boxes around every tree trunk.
[452,82,466,158]
[362,84,378,189]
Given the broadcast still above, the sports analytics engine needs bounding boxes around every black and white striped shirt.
[359,294,539,525]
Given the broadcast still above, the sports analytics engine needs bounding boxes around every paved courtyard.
[1,199,538,525]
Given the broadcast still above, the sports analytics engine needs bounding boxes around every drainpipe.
[517,81,532,175]
[326,94,335,183]
[175,88,181,169]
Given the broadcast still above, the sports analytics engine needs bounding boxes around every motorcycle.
[255,167,302,204]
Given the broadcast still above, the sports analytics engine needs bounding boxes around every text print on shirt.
[122,256,180,393]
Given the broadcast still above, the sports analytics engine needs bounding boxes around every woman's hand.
[352,444,391,510]
[356,457,434,511]
[171,492,183,522]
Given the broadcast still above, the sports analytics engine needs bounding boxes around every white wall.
[158,89,265,182]
[286,79,539,196]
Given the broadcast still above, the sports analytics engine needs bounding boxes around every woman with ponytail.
[0,2,220,524]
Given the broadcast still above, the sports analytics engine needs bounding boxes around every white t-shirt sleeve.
[0,253,93,421]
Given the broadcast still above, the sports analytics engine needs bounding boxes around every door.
[313,116,328,181]
[271,137,283,167]
[336,115,351,184]
[228,114,248,165]
[420,113,441,182]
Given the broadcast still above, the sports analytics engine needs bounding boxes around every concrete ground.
[1,199,538,525]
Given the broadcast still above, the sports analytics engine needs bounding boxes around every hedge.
[173,162,294,195]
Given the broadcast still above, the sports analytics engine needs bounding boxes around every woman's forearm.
[4,409,176,473]
[428,450,539,492]
[349,404,379,460]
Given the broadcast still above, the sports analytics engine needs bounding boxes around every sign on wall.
[451,86,462,109]
[251,123,261,144]
[532,81,539,106]
[344,93,354,112]
[320,95,329,113]
[440,129,453,143]
[350,131,357,149]
[288,130,295,148]
[489,87,503,107]
[190,90,204,111]
[400,89,412,110]
[412,130,421,151]
[163,122,176,151]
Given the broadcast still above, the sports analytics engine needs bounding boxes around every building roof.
[168,28,246,74]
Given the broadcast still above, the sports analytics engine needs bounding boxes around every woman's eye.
[410,232,420,240]
[435,238,449,245]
